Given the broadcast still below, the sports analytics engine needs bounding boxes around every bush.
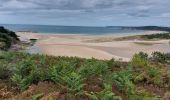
[0,33,12,50]
[79,59,109,78]
[131,52,149,68]
[48,61,76,83]
[107,58,117,69]
[133,64,162,86]
[167,70,170,84]
[63,72,85,95]
[99,84,121,100]
[147,67,161,78]
[0,60,11,79]
[0,26,19,50]
[147,67,162,85]
[151,52,170,64]
[48,61,85,98]
[136,87,159,100]
[107,58,124,71]
[11,73,32,91]
[11,59,41,91]
[0,51,16,79]
[138,52,148,60]
[86,84,121,100]
[0,26,18,40]
[112,69,135,99]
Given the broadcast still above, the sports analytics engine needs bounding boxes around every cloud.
[155,13,170,18]
[0,0,168,11]
[0,0,170,26]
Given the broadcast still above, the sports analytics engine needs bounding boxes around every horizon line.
[0,23,170,28]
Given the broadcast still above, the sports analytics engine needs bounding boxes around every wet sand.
[16,31,170,61]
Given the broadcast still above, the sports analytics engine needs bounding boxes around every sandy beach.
[16,31,170,61]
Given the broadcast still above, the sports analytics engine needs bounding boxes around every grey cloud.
[0,0,160,10]
[0,0,170,18]
[127,12,150,17]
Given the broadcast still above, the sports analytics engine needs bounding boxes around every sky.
[0,0,170,26]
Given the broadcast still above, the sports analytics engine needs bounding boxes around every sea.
[1,24,146,35]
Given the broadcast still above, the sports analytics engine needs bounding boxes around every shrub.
[11,59,41,91]
[98,84,121,100]
[48,61,85,98]
[138,52,148,60]
[167,70,170,84]
[86,84,121,100]
[48,61,76,83]
[136,87,159,100]
[107,58,124,71]
[151,52,170,64]
[146,66,162,86]
[11,73,32,91]
[133,71,146,83]
[0,26,18,40]
[0,33,12,50]
[112,69,135,99]
[107,58,116,69]
[0,60,11,79]
[0,26,19,50]
[63,72,85,95]
[131,52,148,68]
[32,93,44,100]
[147,67,161,78]
[79,59,109,78]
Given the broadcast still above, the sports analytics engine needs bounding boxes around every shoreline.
[16,31,170,61]
[16,30,165,36]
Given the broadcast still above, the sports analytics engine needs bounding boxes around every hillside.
[0,51,170,99]
[0,26,19,50]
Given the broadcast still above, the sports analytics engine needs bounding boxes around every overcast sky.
[0,0,170,26]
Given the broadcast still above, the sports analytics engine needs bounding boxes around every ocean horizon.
[0,24,146,35]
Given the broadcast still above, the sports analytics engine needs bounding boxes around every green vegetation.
[114,32,170,41]
[0,51,170,99]
[151,52,170,64]
[125,26,170,31]
[141,32,170,40]
[0,26,19,50]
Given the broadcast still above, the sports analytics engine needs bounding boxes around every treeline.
[0,26,19,50]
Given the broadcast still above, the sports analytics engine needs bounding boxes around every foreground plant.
[86,84,121,100]
[131,52,149,68]
[11,58,41,91]
[0,51,170,99]
[112,68,135,99]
